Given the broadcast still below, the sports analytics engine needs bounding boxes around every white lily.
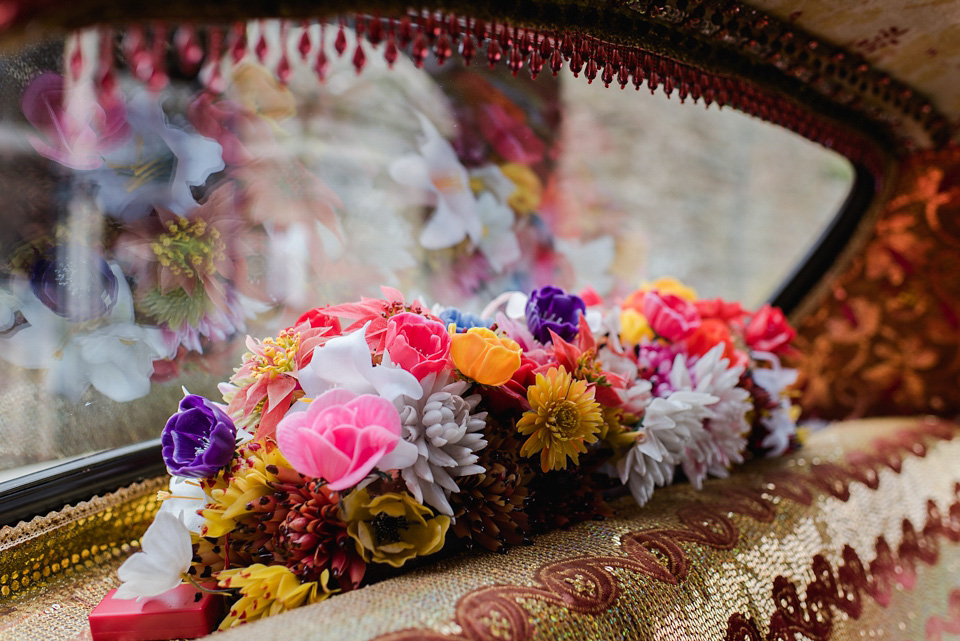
[296,323,423,402]
[389,113,482,250]
[475,192,521,273]
[114,511,192,600]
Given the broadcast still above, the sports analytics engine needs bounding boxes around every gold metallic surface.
[0,478,165,640]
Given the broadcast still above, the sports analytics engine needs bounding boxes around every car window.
[0,22,852,480]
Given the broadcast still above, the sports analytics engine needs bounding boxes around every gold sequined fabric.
[794,148,960,419]
[203,417,960,641]
[3,418,959,641]
[0,478,164,640]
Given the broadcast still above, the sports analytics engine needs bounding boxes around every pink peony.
[383,312,452,379]
[745,304,796,355]
[276,389,404,491]
[642,291,701,342]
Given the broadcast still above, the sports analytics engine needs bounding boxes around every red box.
[89,584,224,641]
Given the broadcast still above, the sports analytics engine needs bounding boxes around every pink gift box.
[89,584,224,641]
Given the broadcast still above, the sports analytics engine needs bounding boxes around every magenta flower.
[642,291,701,342]
[384,312,452,379]
[276,388,414,491]
[21,72,130,170]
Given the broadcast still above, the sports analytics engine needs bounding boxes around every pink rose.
[642,291,701,342]
[745,304,796,355]
[384,312,451,379]
[276,389,404,491]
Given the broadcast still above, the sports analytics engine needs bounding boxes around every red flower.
[384,312,452,379]
[642,291,701,342]
[744,304,796,355]
[684,318,748,368]
[695,298,748,330]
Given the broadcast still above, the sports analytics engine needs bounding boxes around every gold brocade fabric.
[0,478,165,640]
[794,148,960,419]
[3,418,960,641]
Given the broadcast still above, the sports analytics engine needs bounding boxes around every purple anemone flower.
[161,394,236,478]
[525,285,585,344]
[30,249,119,322]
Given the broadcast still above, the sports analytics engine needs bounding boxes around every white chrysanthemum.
[615,383,716,507]
[395,372,487,516]
[751,351,799,457]
[678,345,752,489]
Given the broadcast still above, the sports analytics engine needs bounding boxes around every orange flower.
[449,326,522,386]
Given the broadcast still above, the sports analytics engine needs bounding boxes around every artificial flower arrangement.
[113,277,800,630]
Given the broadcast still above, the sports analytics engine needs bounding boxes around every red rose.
[744,305,796,355]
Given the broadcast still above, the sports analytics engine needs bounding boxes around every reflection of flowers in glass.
[161,393,237,478]
[21,72,130,170]
[88,91,224,220]
[525,285,585,344]
[449,326,522,386]
[389,114,481,250]
[276,388,416,491]
[475,192,521,273]
[384,312,451,380]
[0,262,172,402]
[115,184,248,337]
[29,248,119,322]
[516,366,602,472]
[342,488,450,568]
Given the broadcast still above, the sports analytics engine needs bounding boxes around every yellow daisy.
[517,367,603,472]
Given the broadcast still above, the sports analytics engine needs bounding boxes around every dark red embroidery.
[370,421,957,641]
[926,589,960,641]
[725,483,960,640]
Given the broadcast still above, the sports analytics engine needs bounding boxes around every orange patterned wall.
[795,148,960,419]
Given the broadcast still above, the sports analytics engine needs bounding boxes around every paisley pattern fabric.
[744,0,960,133]
[2,418,959,641]
[794,149,960,420]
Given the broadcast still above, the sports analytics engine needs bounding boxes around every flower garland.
[117,278,800,628]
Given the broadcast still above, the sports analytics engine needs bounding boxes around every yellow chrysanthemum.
[200,441,300,538]
[516,367,603,472]
[620,308,654,344]
[342,489,450,568]
[217,564,335,629]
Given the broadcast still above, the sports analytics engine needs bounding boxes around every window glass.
[0,23,852,477]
